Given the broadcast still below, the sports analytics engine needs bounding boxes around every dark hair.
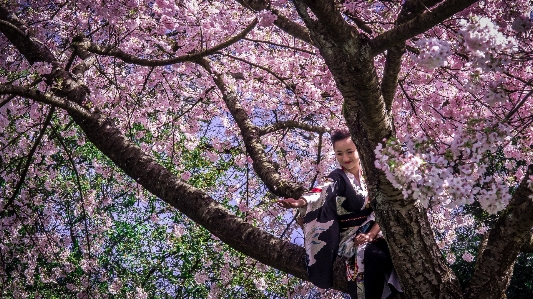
[330,129,351,145]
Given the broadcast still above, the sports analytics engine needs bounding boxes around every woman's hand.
[354,222,381,246]
[276,198,307,209]
[354,233,375,246]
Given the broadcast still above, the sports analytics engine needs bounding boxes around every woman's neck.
[345,166,360,182]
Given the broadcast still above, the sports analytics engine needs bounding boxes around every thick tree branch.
[369,0,479,56]
[292,1,464,297]
[198,59,305,199]
[343,10,373,34]
[0,19,25,36]
[236,0,314,45]
[70,104,316,288]
[291,0,391,159]
[381,45,405,111]
[76,20,257,66]
[257,120,326,136]
[0,5,56,64]
[299,0,361,50]
[465,166,533,299]
[272,10,314,45]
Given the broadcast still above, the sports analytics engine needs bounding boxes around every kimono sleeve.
[302,171,345,289]
[297,182,330,217]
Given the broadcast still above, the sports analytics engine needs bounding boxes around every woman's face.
[333,137,360,171]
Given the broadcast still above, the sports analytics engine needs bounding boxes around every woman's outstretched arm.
[276,197,307,209]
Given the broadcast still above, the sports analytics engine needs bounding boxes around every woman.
[278,129,401,299]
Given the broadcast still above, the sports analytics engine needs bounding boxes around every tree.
[1,0,533,298]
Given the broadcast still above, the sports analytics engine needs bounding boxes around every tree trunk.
[373,187,463,298]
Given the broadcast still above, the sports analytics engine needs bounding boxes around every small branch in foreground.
[310,131,324,189]
[197,58,305,199]
[243,37,316,55]
[343,11,373,34]
[503,89,533,124]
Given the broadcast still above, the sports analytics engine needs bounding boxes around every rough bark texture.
[369,0,480,56]
[0,6,56,64]
[381,0,438,111]
[372,183,463,298]
[522,233,533,253]
[381,45,405,112]
[236,0,314,45]
[1,82,349,292]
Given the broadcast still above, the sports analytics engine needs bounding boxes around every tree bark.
[71,112,313,283]
[465,166,533,299]
[369,0,480,56]
[522,232,533,253]
[236,0,314,45]
[200,60,306,199]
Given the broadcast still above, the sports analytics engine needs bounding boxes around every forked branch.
[370,0,479,56]
[197,58,306,199]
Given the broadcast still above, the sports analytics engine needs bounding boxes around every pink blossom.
[257,10,278,27]
[206,151,219,163]
[173,224,185,238]
[254,277,267,290]
[108,279,122,294]
[462,252,475,262]
[135,287,148,299]
[181,171,191,181]
[195,272,208,284]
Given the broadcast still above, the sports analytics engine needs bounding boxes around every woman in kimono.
[278,129,401,299]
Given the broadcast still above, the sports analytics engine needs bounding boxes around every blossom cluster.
[375,122,518,214]
[2,0,533,297]
[458,16,516,72]
[257,10,278,27]
[411,38,452,70]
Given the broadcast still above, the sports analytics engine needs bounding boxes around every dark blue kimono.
[300,169,401,299]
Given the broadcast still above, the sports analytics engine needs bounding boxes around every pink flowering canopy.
[1,0,533,298]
